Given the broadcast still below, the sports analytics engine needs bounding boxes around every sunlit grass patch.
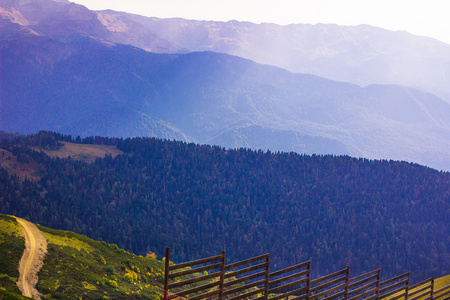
[82,280,98,290]
[35,222,166,299]
[0,217,23,242]
[435,275,450,291]
[41,231,94,253]
[0,215,25,293]
[34,141,124,162]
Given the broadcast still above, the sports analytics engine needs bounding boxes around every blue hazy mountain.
[1,0,450,171]
[98,11,450,102]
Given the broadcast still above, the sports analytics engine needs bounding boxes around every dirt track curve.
[16,217,47,300]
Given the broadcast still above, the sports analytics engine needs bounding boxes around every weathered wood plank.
[224,254,269,271]
[310,268,348,285]
[224,262,268,279]
[168,271,221,289]
[170,254,224,271]
[169,262,223,278]
[269,261,311,278]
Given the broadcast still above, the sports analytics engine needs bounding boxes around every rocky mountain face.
[0,0,179,51]
[1,0,450,171]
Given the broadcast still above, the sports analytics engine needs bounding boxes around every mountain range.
[1,0,450,171]
[6,0,450,100]
[99,11,450,102]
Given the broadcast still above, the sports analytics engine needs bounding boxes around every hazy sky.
[71,0,450,44]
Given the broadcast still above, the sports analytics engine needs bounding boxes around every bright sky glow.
[71,0,450,44]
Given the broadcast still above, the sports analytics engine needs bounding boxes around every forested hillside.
[0,132,449,282]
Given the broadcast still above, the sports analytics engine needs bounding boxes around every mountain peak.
[0,6,29,26]
[96,11,129,32]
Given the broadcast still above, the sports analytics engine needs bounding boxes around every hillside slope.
[0,215,27,299]
[0,214,165,299]
[1,132,449,283]
[2,212,449,299]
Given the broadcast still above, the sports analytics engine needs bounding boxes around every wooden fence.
[163,247,450,300]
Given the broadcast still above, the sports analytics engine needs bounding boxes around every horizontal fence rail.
[163,247,450,300]
[407,277,434,300]
[379,272,409,300]
[348,269,381,300]
[268,260,311,300]
[309,267,349,300]
[223,253,270,300]
[433,282,450,300]
[164,247,225,300]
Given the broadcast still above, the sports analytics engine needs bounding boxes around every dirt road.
[16,218,47,300]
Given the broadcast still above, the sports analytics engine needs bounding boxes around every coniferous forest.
[0,132,449,282]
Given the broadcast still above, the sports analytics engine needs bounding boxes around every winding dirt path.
[16,217,47,300]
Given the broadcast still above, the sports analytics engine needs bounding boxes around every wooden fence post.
[430,276,435,300]
[405,272,410,300]
[164,247,171,300]
[219,250,226,300]
[375,269,381,300]
[344,266,350,300]
[305,262,311,300]
[264,255,270,300]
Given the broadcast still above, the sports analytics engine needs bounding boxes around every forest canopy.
[0,131,449,283]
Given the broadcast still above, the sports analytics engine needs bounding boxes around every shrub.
[146,252,157,259]
[106,265,115,275]
[98,255,106,265]
[105,279,118,288]
[124,273,134,283]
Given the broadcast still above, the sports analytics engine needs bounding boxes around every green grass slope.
[0,214,27,299]
[0,214,165,299]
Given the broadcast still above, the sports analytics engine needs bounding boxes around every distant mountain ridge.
[3,0,450,101]
[0,0,178,51]
[1,0,450,171]
[98,11,450,102]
